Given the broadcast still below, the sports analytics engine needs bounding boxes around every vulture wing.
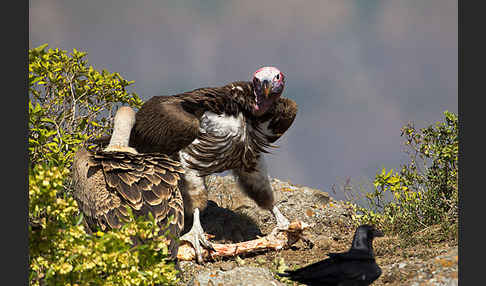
[129,81,254,155]
[258,97,298,143]
[72,147,185,256]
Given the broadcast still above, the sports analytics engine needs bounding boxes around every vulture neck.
[104,106,138,154]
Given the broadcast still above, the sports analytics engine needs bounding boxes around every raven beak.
[262,80,271,98]
[373,229,385,237]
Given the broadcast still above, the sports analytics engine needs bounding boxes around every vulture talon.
[180,208,214,263]
[272,205,291,231]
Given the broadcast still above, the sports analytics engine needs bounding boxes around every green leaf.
[75,212,84,226]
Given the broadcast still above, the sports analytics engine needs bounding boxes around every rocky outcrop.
[178,175,359,285]
[188,266,284,286]
[380,247,458,286]
[177,174,458,286]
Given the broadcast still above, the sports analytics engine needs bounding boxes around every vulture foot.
[272,205,290,230]
[180,208,215,263]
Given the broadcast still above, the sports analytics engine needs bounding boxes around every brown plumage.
[129,81,253,155]
[93,67,298,263]
[72,107,185,258]
[129,81,297,175]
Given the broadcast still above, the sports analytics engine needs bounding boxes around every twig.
[177,220,310,261]
[69,76,77,133]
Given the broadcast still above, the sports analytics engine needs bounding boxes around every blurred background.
[29,0,457,201]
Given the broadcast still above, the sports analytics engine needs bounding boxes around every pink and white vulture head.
[251,66,286,117]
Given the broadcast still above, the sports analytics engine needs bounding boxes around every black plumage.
[278,225,384,286]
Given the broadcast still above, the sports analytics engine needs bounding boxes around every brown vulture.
[72,106,185,259]
[92,66,298,262]
[123,66,298,263]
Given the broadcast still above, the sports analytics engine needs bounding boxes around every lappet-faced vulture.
[98,66,298,263]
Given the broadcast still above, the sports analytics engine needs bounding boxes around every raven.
[278,224,384,286]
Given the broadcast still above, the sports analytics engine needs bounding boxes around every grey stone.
[188,266,284,286]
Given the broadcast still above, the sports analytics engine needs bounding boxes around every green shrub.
[29,164,179,286]
[28,43,143,169]
[28,44,178,285]
[352,111,458,244]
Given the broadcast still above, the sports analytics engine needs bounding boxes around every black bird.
[278,225,384,286]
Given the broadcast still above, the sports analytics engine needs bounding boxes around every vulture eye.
[275,74,280,80]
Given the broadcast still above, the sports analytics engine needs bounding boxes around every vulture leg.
[271,204,291,230]
[233,155,290,230]
[179,167,214,263]
[179,208,215,263]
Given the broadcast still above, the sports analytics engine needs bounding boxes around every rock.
[177,174,458,286]
[219,261,235,271]
[188,266,284,286]
[406,248,458,286]
[379,247,458,286]
[177,174,356,285]
[310,234,332,250]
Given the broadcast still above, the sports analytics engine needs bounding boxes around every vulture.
[98,66,298,263]
[72,106,185,259]
[278,225,384,286]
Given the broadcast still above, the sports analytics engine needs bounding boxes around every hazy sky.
[29,0,457,201]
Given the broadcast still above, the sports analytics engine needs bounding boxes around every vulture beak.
[252,66,285,116]
[262,80,271,98]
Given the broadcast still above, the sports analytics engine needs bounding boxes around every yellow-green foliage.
[353,111,458,243]
[29,165,179,286]
[29,45,179,285]
[29,43,143,169]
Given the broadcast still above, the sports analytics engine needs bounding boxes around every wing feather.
[142,189,164,206]
[104,209,122,229]
[73,147,185,258]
